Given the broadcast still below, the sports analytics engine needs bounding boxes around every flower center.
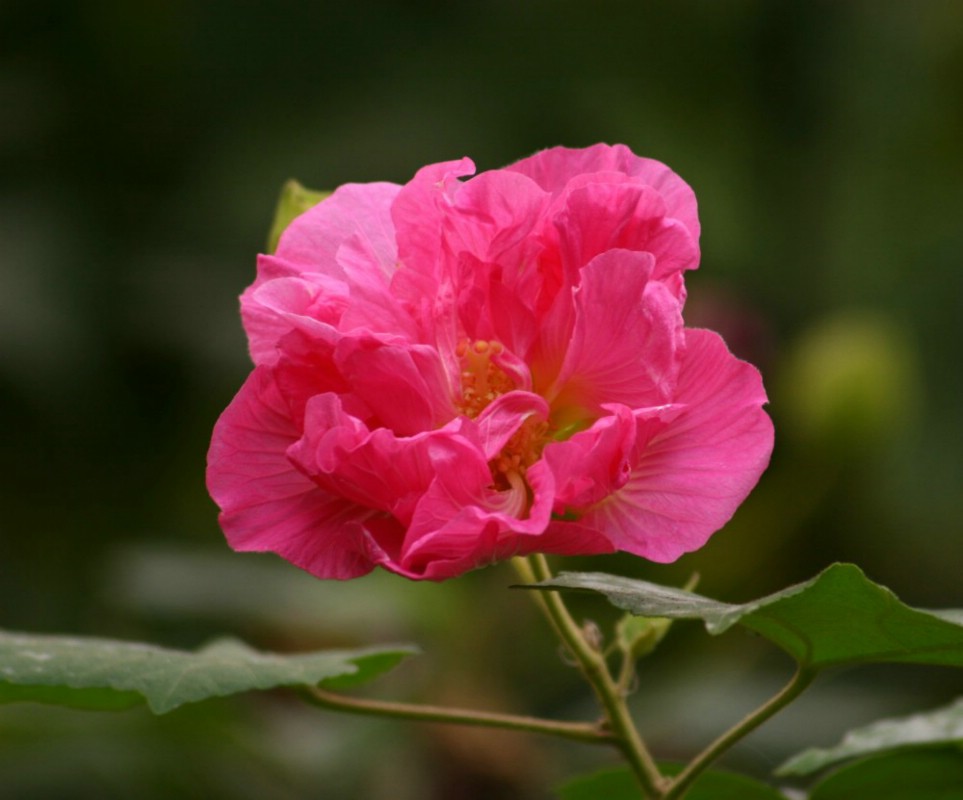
[490,415,550,490]
[455,339,550,495]
[454,339,514,419]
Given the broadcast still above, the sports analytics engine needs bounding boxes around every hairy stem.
[514,555,668,798]
[663,666,816,800]
[305,686,615,745]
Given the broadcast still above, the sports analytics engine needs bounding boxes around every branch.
[304,685,615,746]
[516,555,669,798]
[663,666,816,799]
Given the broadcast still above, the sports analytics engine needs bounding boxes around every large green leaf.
[806,749,963,800]
[534,563,963,670]
[778,696,963,776]
[557,764,790,799]
[267,179,331,252]
[0,630,415,713]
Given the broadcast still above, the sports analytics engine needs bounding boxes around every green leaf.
[267,179,331,252]
[534,563,963,670]
[806,749,963,800]
[557,764,790,799]
[614,574,696,662]
[778,696,963,776]
[0,630,415,714]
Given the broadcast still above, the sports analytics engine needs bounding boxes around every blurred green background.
[2,2,962,797]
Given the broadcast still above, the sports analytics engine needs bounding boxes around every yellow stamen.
[455,339,513,420]
[490,415,550,492]
[454,339,552,505]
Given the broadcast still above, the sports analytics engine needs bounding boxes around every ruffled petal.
[335,233,420,338]
[445,168,548,276]
[288,393,477,531]
[578,329,774,562]
[240,274,348,365]
[390,157,475,290]
[506,143,701,243]
[206,366,389,579]
[540,518,619,557]
[386,159,477,358]
[553,181,699,282]
[551,250,683,412]
[271,181,401,282]
[454,253,542,361]
[334,334,455,435]
[400,458,556,579]
[242,181,406,363]
[545,403,675,512]
[473,390,549,459]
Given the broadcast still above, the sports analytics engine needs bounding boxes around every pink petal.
[240,274,348,365]
[288,393,481,529]
[242,182,407,364]
[400,456,556,579]
[390,157,475,285]
[454,253,541,360]
[206,366,392,580]
[270,327,367,428]
[553,181,699,281]
[336,233,420,338]
[474,391,550,459]
[334,334,455,435]
[445,168,548,271]
[527,278,579,397]
[392,517,504,581]
[551,249,684,412]
[544,403,682,511]
[271,181,401,282]
[540,517,618,557]
[544,411,635,512]
[385,401,568,578]
[398,491,619,578]
[386,160,476,355]
[580,328,774,562]
[506,143,701,243]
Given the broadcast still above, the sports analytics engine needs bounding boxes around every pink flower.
[206,144,774,580]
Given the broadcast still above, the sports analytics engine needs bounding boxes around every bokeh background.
[2,2,962,798]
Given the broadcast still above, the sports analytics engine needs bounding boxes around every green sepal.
[615,613,672,661]
[267,179,331,253]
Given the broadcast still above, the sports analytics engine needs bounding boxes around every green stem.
[663,666,816,800]
[615,646,638,697]
[305,685,613,746]
[515,555,668,798]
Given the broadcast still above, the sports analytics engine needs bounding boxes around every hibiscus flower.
[206,144,773,580]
